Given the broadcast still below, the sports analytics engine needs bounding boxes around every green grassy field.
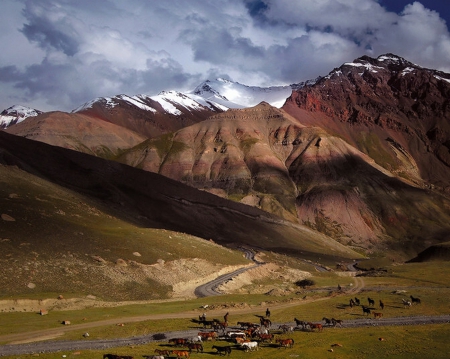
[0,261,449,358]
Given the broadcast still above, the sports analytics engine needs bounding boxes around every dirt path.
[0,275,365,346]
[1,276,448,356]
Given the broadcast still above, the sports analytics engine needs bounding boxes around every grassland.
[0,260,448,358]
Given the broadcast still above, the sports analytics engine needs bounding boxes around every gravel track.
[0,315,449,356]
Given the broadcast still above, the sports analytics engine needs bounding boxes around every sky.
[1,0,450,112]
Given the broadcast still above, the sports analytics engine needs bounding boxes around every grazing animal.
[331,318,343,327]
[266,308,271,317]
[322,317,333,326]
[241,341,259,352]
[169,338,188,346]
[278,324,294,333]
[257,333,273,343]
[379,300,385,310]
[260,317,271,328]
[237,321,255,328]
[201,320,215,328]
[171,350,190,358]
[276,338,295,348]
[212,345,232,356]
[410,295,421,304]
[354,297,360,306]
[190,335,202,343]
[349,298,355,308]
[294,318,307,329]
[402,299,412,308]
[226,331,246,339]
[373,312,383,319]
[362,306,371,315]
[368,297,375,307]
[154,349,171,357]
[198,331,217,340]
[103,355,133,359]
[307,322,323,332]
[185,343,203,353]
[224,312,229,322]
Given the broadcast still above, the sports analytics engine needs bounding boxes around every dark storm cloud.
[1,0,450,111]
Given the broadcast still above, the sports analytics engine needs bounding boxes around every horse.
[260,317,271,328]
[278,324,294,333]
[212,345,232,356]
[368,297,375,307]
[171,350,190,358]
[213,321,228,332]
[373,312,383,319]
[266,308,271,317]
[354,297,360,305]
[362,306,371,315]
[331,318,343,327]
[223,312,229,322]
[322,317,333,326]
[185,343,203,353]
[294,318,307,329]
[257,333,273,343]
[226,331,246,339]
[198,331,217,340]
[402,299,412,308]
[276,338,294,348]
[349,298,355,308]
[410,295,421,304]
[154,349,171,357]
[307,322,323,332]
[379,300,385,310]
[203,320,216,329]
[237,321,255,328]
[241,341,259,352]
[169,338,188,346]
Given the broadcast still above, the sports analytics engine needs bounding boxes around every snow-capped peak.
[190,78,295,108]
[0,105,42,129]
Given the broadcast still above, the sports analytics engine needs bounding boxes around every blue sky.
[1,0,449,112]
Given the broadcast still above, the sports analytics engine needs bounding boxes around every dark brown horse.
[212,345,232,356]
[185,343,203,353]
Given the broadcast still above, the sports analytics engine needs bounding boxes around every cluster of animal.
[103,294,423,358]
[348,295,422,319]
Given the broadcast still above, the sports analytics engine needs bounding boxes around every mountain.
[0,130,361,298]
[283,53,450,191]
[0,105,42,129]
[116,101,450,260]
[5,111,147,157]
[2,53,450,262]
[190,77,313,108]
[70,78,301,139]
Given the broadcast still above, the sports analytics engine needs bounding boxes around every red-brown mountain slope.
[5,111,147,157]
[283,53,450,192]
[117,102,450,259]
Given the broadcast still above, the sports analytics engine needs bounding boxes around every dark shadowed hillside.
[0,131,361,299]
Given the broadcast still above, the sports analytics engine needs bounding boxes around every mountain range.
[2,53,450,285]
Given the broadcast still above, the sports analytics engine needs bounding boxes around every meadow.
[0,261,449,358]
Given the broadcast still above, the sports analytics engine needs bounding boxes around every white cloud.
[0,0,449,111]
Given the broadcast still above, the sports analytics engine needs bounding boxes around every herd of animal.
[102,294,422,358]
[348,294,422,320]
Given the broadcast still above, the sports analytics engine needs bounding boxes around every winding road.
[0,260,448,356]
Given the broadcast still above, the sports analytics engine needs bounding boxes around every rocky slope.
[283,53,450,192]
[5,111,147,157]
[116,101,450,259]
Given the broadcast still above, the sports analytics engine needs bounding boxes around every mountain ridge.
[3,53,450,262]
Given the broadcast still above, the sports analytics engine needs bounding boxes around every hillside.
[116,102,450,260]
[0,130,362,299]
